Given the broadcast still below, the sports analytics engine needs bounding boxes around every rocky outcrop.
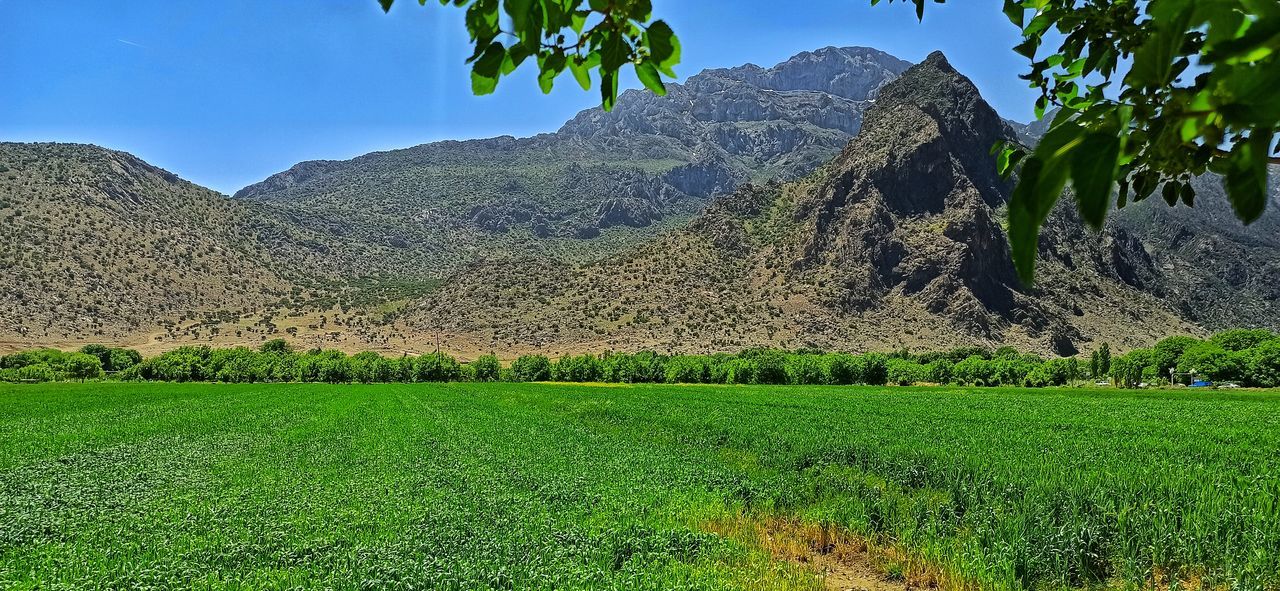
[787,52,1022,329]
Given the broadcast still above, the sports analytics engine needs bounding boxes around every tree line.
[2,330,1278,388]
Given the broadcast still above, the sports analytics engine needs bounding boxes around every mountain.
[1108,172,1280,330]
[0,143,309,345]
[231,47,911,276]
[3,47,1277,356]
[391,53,1208,357]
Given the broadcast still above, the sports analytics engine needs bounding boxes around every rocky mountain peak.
[828,50,1017,213]
[785,50,1023,332]
[693,46,911,100]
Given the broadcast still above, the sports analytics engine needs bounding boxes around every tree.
[745,350,788,385]
[824,354,859,385]
[859,352,890,386]
[64,353,103,382]
[1098,343,1112,377]
[664,355,709,384]
[1243,339,1280,387]
[1210,328,1275,351]
[953,356,994,386]
[261,339,293,354]
[1152,335,1201,377]
[885,358,927,386]
[350,351,385,383]
[1111,348,1154,388]
[415,352,461,382]
[384,0,1276,282]
[553,353,600,382]
[1177,341,1244,381]
[106,348,142,373]
[511,354,552,382]
[924,359,953,384]
[784,354,825,385]
[472,354,502,382]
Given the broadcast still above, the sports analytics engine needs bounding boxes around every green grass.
[1,383,1278,590]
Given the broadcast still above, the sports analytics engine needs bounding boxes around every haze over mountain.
[2,47,1276,356]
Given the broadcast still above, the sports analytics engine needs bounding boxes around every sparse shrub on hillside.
[261,339,292,354]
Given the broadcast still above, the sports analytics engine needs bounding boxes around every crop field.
[1,383,1278,591]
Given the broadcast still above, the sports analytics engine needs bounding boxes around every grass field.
[1,383,1278,590]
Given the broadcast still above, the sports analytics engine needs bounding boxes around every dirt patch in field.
[701,514,958,591]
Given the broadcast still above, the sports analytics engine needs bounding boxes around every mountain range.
[2,46,1276,357]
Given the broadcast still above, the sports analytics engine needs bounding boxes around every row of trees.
[1110,330,1280,388]
[4,330,1279,388]
[0,344,138,383]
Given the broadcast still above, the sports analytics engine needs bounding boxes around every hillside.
[232,47,911,275]
[3,47,1278,357]
[1109,173,1280,330]
[0,143,311,345]
[393,53,1207,357]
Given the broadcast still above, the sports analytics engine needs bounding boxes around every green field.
[2,383,1278,590]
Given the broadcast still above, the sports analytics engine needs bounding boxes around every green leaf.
[1224,128,1274,223]
[645,20,680,77]
[1127,0,1193,86]
[1008,118,1084,283]
[568,57,592,90]
[601,69,619,111]
[537,52,567,94]
[379,0,395,12]
[1002,0,1024,27]
[503,0,534,33]
[470,42,505,95]
[570,10,589,34]
[634,61,666,96]
[501,44,531,75]
[1070,131,1121,230]
[599,30,630,72]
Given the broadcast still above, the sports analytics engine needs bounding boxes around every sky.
[1,0,1034,194]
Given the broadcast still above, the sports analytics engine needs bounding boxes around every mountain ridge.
[3,47,1277,356]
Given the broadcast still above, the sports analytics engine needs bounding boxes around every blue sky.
[1,0,1033,194]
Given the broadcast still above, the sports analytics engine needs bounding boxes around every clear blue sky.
[1,0,1033,194]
